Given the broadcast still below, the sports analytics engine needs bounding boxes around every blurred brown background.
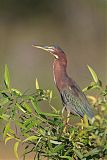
[0,0,106,159]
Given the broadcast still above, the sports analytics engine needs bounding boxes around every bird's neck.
[53,59,68,91]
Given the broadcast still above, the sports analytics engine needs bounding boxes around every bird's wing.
[61,82,94,118]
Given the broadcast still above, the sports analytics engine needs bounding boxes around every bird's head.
[32,45,67,61]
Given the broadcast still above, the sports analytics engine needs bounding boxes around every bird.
[32,45,94,119]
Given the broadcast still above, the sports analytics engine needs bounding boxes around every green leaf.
[5,135,14,144]
[36,78,39,89]
[0,98,8,106]
[11,88,22,96]
[49,90,52,101]
[50,140,62,145]
[3,122,10,139]
[22,102,32,113]
[23,136,39,142]
[73,149,83,159]
[82,85,95,92]
[24,121,36,132]
[14,141,19,160]
[0,114,10,121]
[16,103,26,113]
[84,148,100,157]
[51,144,64,153]
[23,117,37,126]
[31,100,41,114]
[4,64,10,89]
[15,120,26,130]
[59,156,72,160]
[87,65,98,83]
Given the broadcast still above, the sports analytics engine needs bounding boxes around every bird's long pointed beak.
[32,44,49,51]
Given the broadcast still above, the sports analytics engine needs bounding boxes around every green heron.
[32,45,94,119]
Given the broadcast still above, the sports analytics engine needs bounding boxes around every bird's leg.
[66,111,70,124]
[63,109,71,133]
[62,106,66,115]
[62,106,67,128]
[62,106,67,133]
[62,106,66,123]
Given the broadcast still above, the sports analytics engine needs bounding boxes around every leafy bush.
[0,65,107,160]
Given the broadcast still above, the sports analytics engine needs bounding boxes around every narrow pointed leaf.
[84,148,100,157]
[50,140,62,145]
[52,144,64,153]
[23,136,39,142]
[11,88,22,96]
[36,78,39,89]
[31,100,41,114]
[5,136,14,144]
[60,156,72,160]
[73,149,83,159]
[14,141,19,160]
[87,65,98,83]
[3,122,10,138]
[16,103,26,113]
[22,102,32,113]
[15,120,26,130]
[82,85,95,92]
[49,90,52,102]
[4,64,10,89]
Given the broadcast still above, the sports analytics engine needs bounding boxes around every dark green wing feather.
[61,83,94,118]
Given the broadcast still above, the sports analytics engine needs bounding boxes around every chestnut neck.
[53,58,69,91]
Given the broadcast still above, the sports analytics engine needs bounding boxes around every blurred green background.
[0,0,106,159]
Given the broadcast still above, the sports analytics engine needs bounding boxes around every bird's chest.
[53,64,68,91]
[53,73,68,91]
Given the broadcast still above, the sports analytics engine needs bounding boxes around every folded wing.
[61,82,94,118]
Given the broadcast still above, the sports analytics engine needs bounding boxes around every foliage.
[0,65,107,160]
